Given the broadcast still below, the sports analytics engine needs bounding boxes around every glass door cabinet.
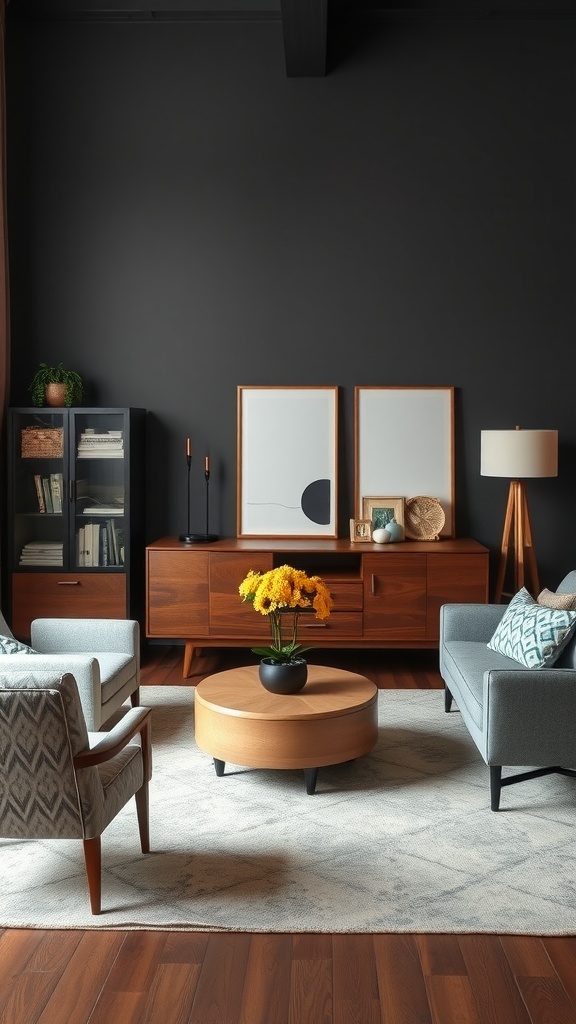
[7,407,145,640]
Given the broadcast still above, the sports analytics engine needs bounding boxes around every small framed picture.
[350,518,372,543]
[361,496,405,532]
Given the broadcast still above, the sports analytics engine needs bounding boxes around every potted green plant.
[28,363,85,407]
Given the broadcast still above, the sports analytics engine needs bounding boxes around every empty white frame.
[237,386,338,538]
[354,386,455,537]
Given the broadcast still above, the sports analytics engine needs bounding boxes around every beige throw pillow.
[537,588,576,611]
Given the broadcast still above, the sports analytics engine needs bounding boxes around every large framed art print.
[354,386,455,537]
[237,386,338,538]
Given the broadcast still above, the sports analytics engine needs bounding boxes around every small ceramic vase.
[372,528,392,544]
[386,518,405,542]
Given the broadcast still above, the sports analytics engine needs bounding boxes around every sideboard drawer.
[327,581,363,611]
[298,611,363,638]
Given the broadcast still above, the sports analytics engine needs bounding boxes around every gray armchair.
[0,669,151,914]
[0,611,140,731]
[440,570,576,809]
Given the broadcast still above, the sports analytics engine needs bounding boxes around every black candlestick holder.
[179,453,196,543]
[180,460,219,544]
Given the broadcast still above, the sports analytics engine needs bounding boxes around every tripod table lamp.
[480,427,558,603]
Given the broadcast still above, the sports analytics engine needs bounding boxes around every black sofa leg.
[444,686,453,713]
[490,766,502,811]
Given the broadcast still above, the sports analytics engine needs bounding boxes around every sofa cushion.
[538,588,576,611]
[442,640,521,732]
[488,588,576,669]
[0,635,37,655]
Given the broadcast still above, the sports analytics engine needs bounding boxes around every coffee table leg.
[214,758,225,777]
[304,768,319,795]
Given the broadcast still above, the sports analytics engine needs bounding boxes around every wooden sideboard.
[146,537,490,677]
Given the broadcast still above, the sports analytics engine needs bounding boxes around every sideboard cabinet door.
[146,549,209,638]
[426,553,489,639]
[363,554,427,638]
[209,552,273,636]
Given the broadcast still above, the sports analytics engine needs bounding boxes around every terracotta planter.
[45,383,67,407]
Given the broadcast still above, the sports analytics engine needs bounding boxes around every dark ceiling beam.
[280,0,328,77]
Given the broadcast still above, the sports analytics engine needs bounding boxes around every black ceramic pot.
[258,657,308,694]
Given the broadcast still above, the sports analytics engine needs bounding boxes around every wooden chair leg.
[136,714,151,852]
[130,687,141,707]
[444,686,453,713]
[83,836,102,915]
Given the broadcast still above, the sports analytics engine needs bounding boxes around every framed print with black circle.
[237,386,338,538]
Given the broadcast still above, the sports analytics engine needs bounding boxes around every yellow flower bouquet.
[239,563,333,663]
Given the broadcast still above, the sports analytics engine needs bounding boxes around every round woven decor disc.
[404,496,445,540]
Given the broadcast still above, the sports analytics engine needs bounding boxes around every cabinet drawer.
[326,581,363,611]
[298,611,363,639]
[12,572,126,640]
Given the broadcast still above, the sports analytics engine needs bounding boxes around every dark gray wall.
[6,11,576,588]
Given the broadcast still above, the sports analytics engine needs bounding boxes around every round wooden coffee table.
[194,664,378,794]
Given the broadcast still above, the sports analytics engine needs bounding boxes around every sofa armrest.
[440,603,506,644]
[484,668,576,767]
[31,618,139,662]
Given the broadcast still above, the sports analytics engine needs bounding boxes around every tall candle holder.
[179,442,196,543]
[189,460,219,543]
[180,445,219,544]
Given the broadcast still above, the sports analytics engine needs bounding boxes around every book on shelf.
[41,477,53,514]
[33,474,46,513]
[81,506,124,515]
[100,524,109,566]
[50,472,63,513]
[77,450,124,459]
[77,525,85,566]
[108,518,118,565]
[83,522,99,567]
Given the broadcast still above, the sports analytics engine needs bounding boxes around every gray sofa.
[439,570,576,810]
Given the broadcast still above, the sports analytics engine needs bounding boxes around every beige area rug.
[2,685,576,932]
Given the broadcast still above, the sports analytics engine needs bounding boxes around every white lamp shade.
[480,429,558,479]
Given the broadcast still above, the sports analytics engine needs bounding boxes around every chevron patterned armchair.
[0,669,152,914]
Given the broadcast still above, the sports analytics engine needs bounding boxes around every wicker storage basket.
[404,496,445,541]
[21,426,64,458]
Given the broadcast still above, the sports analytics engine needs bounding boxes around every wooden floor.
[2,645,576,1024]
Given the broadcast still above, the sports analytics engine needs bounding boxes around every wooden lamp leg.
[494,480,540,603]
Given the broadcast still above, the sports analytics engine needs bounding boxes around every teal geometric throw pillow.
[0,634,37,655]
[488,588,576,668]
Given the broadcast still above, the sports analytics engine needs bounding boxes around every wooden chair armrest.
[74,707,152,775]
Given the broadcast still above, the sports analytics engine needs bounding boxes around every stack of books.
[19,541,63,566]
[77,429,124,459]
